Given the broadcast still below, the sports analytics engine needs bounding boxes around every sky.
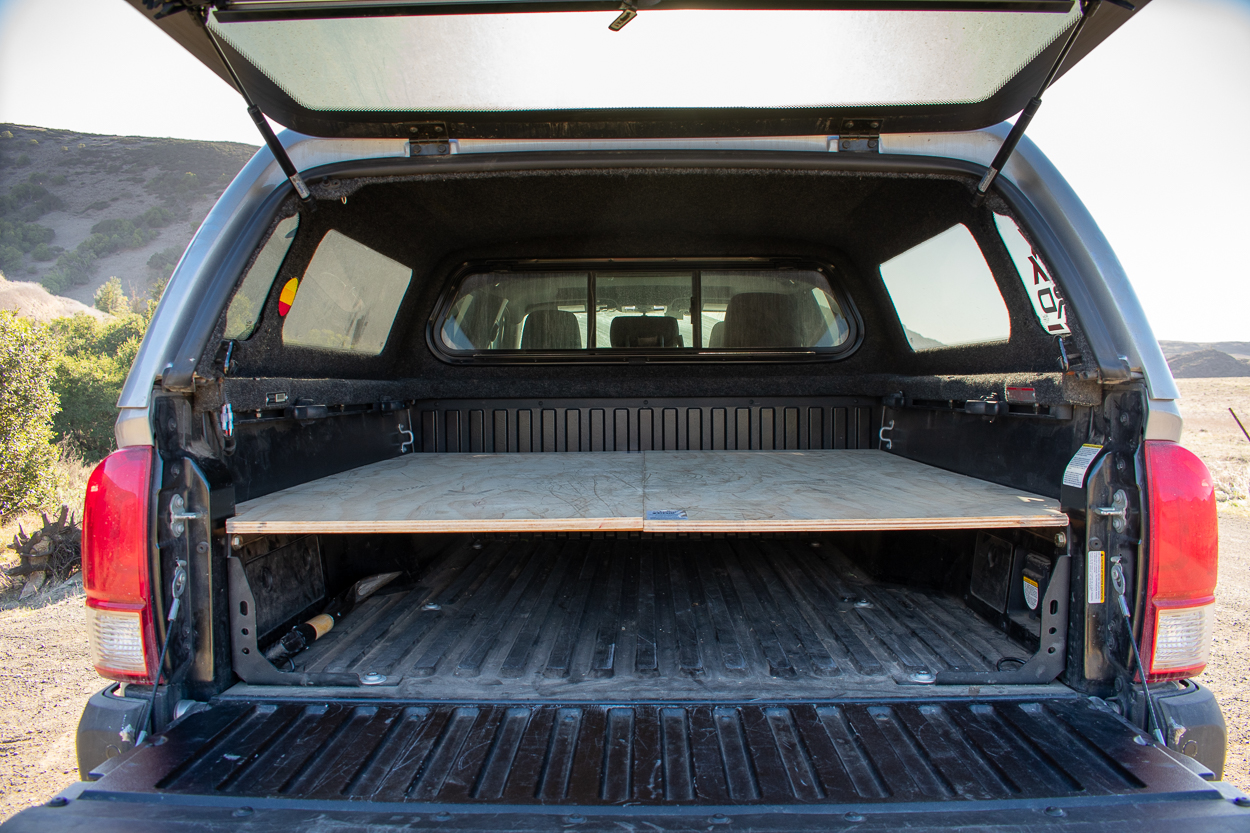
[0,0,1247,343]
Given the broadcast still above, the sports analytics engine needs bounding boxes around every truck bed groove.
[292,538,1027,699]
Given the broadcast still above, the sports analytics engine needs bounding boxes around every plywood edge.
[642,514,1069,533]
[225,517,646,534]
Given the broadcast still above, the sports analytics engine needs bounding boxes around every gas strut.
[973,0,1102,207]
[194,10,316,213]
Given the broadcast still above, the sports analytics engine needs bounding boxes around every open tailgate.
[9,692,1250,832]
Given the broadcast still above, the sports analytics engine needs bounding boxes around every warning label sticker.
[1087,551,1105,605]
[1022,575,1040,610]
[1063,444,1103,489]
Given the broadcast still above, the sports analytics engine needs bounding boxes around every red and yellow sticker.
[278,278,299,316]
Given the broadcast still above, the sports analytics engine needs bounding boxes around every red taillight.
[1140,440,1218,681]
[82,446,158,683]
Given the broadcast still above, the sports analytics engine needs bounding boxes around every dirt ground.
[1,379,1248,820]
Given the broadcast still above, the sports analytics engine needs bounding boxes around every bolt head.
[844,812,865,822]
[197,541,209,553]
[1055,532,1067,546]
[1044,807,1067,818]
[1234,796,1250,807]
[46,797,68,808]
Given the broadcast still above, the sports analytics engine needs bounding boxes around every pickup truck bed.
[17,536,1244,832]
[260,537,1025,699]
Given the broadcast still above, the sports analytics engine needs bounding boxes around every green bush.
[30,243,57,261]
[42,248,97,292]
[0,183,65,222]
[49,311,149,460]
[50,174,67,186]
[0,131,12,140]
[15,153,30,167]
[138,206,173,228]
[0,218,55,253]
[147,246,182,278]
[0,311,59,520]
[0,244,23,274]
[93,277,130,315]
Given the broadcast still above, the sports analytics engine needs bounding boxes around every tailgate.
[9,694,1250,832]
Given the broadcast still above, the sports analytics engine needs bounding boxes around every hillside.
[1167,349,1250,379]
[1159,340,1250,361]
[0,124,256,308]
[0,275,105,322]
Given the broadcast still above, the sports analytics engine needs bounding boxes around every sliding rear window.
[433,264,855,361]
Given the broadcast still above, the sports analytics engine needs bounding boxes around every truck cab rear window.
[435,264,854,360]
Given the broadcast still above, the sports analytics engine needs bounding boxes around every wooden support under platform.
[226,450,1067,535]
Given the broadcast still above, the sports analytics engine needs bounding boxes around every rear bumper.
[1152,681,1228,780]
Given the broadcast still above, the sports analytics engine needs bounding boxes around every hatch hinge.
[404,123,452,156]
[832,119,882,153]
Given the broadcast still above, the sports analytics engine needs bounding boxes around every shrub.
[0,311,59,520]
[49,311,149,460]
[0,183,66,222]
[50,174,67,186]
[28,138,38,146]
[94,277,130,315]
[0,245,24,274]
[0,131,12,139]
[42,248,98,291]
[147,246,182,278]
[30,243,56,262]
[15,153,30,166]
[0,218,55,253]
[138,206,173,228]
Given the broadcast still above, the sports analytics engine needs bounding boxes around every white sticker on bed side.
[1087,550,1105,605]
[1063,444,1103,489]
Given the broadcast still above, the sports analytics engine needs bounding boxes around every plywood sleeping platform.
[226,450,1067,535]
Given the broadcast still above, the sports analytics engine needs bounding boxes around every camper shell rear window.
[431,260,859,363]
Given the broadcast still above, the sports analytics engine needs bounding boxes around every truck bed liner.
[268,538,1030,700]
